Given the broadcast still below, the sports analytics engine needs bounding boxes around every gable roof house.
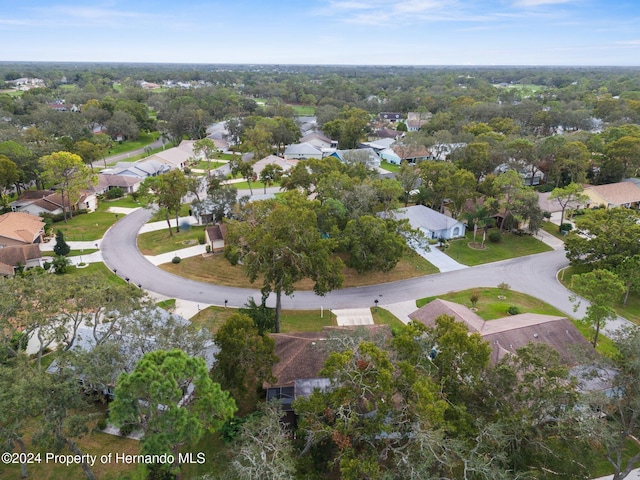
[329,148,382,169]
[391,144,431,164]
[283,142,324,161]
[204,224,227,253]
[409,299,598,366]
[0,212,46,247]
[0,244,43,276]
[142,146,191,171]
[298,132,337,150]
[379,112,403,122]
[266,325,392,426]
[583,182,640,209]
[388,205,466,240]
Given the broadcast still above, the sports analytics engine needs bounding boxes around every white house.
[283,142,324,161]
[389,205,466,240]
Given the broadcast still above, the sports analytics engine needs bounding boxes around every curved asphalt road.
[101,207,590,321]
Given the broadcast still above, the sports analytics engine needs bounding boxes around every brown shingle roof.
[0,244,41,275]
[267,325,392,388]
[205,224,227,241]
[410,299,597,366]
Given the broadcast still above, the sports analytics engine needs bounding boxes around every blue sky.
[1,0,639,65]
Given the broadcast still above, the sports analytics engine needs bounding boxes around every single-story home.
[0,244,43,276]
[388,205,466,240]
[283,142,324,161]
[583,182,640,209]
[252,155,298,177]
[266,325,391,426]
[10,190,98,215]
[409,298,598,366]
[298,132,337,150]
[328,148,382,169]
[0,212,46,247]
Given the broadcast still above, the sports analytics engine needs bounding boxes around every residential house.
[204,224,226,252]
[142,145,191,171]
[406,112,432,132]
[96,174,143,194]
[11,190,97,215]
[387,205,466,240]
[329,148,382,169]
[409,299,598,366]
[252,155,298,177]
[583,182,640,209]
[359,138,396,153]
[495,162,545,186]
[379,112,403,122]
[102,160,170,178]
[0,244,43,276]
[283,142,324,161]
[298,132,337,150]
[426,143,467,161]
[371,127,403,140]
[391,144,431,164]
[0,212,46,247]
[266,325,392,426]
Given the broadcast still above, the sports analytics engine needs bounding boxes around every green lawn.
[540,220,577,241]
[149,204,191,222]
[137,225,206,255]
[193,160,226,170]
[65,263,129,285]
[380,160,400,173]
[106,132,157,156]
[47,204,123,241]
[226,179,279,191]
[445,230,552,266]
[291,104,316,115]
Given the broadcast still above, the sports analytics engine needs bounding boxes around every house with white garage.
[389,205,466,240]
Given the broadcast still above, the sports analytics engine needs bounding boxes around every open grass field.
[445,230,552,266]
[379,160,400,173]
[107,132,157,156]
[159,249,438,290]
[48,204,124,241]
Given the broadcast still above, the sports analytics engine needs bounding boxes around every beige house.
[0,212,46,247]
[204,224,227,253]
[583,182,640,209]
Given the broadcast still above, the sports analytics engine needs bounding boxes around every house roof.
[299,132,333,146]
[98,173,144,188]
[144,147,190,168]
[252,155,298,175]
[205,224,227,241]
[284,142,322,156]
[391,205,462,232]
[0,212,46,244]
[410,299,597,366]
[267,325,392,388]
[361,138,396,150]
[0,244,41,274]
[584,182,640,206]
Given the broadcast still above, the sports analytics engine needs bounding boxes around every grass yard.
[380,160,400,173]
[47,205,123,241]
[106,132,157,156]
[445,230,552,266]
[137,225,206,256]
[159,249,438,290]
[225,179,276,191]
[193,160,226,171]
[540,220,577,241]
[66,263,129,286]
[291,104,316,115]
[149,204,191,222]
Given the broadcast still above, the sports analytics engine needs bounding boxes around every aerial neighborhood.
[3,63,640,480]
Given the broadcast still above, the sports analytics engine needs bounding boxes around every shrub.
[96,418,107,431]
[543,211,552,219]
[105,187,124,199]
[507,306,521,315]
[560,223,573,232]
[488,230,502,243]
[53,230,71,256]
[498,282,511,291]
[171,256,181,264]
[198,234,205,245]
[52,255,70,274]
[470,292,480,308]
[206,244,212,253]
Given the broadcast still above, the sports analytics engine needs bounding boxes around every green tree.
[39,151,97,222]
[548,182,588,232]
[395,161,421,206]
[224,196,343,332]
[53,229,71,256]
[193,138,218,179]
[564,208,640,271]
[229,157,257,195]
[110,349,236,478]
[140,170,189,236]
[0,155,18,207]
[462,202,494,248]
[571,269,626,347]
[616,255,640,306]
[211,313,278,412]
[341,216,406,273]
[258,163,284,194]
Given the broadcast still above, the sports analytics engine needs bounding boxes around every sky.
[1,0,639,66]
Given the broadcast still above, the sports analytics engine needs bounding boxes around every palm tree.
[462,203,494,248]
